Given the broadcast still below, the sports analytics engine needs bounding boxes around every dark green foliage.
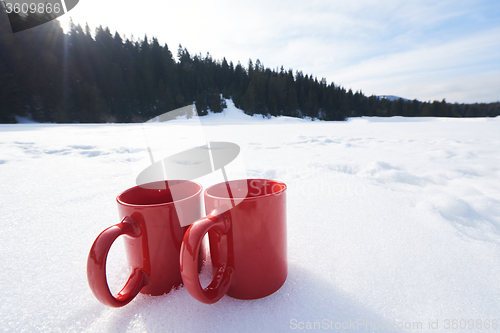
[0,8,498,123]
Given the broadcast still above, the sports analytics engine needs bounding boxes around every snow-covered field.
[1,101,500,332]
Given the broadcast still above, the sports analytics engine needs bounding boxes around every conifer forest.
[1,9,499,123]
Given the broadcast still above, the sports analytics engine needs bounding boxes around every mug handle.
[180,209,232,304]
[87,216,148,307]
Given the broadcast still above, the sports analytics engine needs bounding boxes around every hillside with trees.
[1,9,499,123]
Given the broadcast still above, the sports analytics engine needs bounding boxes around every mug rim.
[117,180,203,207]
[204,178,287,201]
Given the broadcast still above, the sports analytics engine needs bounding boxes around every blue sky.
[59,0,500,103]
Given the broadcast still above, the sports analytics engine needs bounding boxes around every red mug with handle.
[180,179,287,304]
[87,180,203,307]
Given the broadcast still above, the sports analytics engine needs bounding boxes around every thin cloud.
[332,26,500,102]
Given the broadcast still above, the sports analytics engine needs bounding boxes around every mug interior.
[206,179,286,200]
[118,180,201,206]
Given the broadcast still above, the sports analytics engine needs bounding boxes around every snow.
[1,101,500,332]
[14,115,39,124]
[377,95,409,102]
[201,99,314,124]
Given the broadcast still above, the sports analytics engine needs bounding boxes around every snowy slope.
[1,102,499,332]
[378,95,410,102]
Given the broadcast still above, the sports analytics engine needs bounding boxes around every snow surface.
[1,101,500,332]
[377,95,409,102]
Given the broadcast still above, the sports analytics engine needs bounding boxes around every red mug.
[87,180,203,307]
[180,179,287,304]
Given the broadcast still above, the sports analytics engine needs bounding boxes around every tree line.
[1,9,499,123]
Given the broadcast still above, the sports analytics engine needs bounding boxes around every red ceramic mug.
[87,180,203,307]
[180,179,287,304]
